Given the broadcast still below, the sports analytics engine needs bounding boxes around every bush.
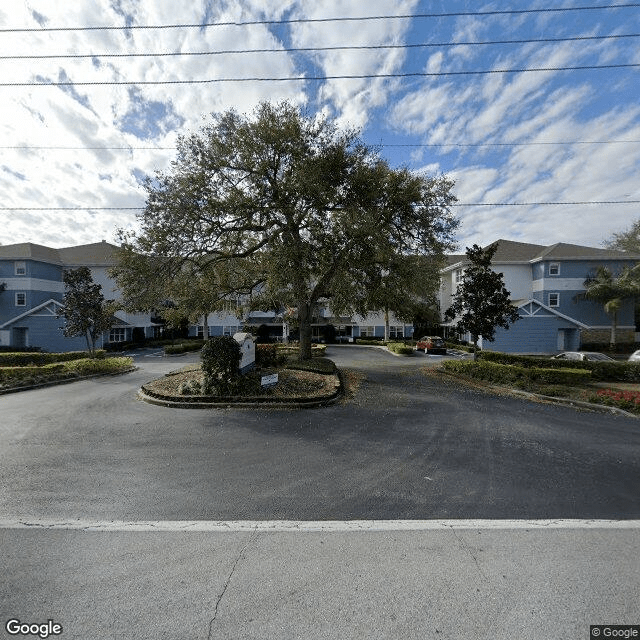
[0,350,105,366]
[442,359,591,386]
[479,351,640,382]
[256,344,287,368]
[0,357,132,387]
[387,342,414,355]
[163,340,205,355]
[201,336,242,395]
[588,388,640,412]
[286,357,337,374]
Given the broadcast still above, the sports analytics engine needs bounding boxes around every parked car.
[415,336,447,354]
[628,350,640,362]
[551,351,615,362]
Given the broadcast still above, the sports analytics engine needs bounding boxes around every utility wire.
[2,201,639,211]
[1,4,639,32]
[1,33,638,60]
[3,63,639,86]
[2,140,639,151]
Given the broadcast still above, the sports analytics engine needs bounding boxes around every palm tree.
[582,265,640,348]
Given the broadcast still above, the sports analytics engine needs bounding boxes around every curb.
[434,369,638,419]
[137,369,345,410]
[0,367,138,396]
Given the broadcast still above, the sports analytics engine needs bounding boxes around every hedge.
[164,340,206,355]
[442,359,592,386]
[387,342,415,355]
[286,357,337,374]
[479,351,640,382]
[0,357,133,387]
[0,350,106,366]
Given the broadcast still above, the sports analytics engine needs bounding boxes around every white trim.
[548,262,560,276]
[513,299,588,328]
[2,277,65,293]
[14,292,26,307]
[14,260,26,275]
[0,298,64,329]
[548,292,560,307]
[0,518,639,532]
[531,278,585,292]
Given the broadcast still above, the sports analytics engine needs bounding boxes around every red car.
[415,336,447,354]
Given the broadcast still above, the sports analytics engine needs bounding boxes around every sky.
[0,0,639,252]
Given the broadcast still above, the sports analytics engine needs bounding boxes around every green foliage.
[387,342,414,355]
[255,344,287,368]
[60,267,114,356]
[0,357,132,388]
[0,350,105,366]
[604,218,640,253]
[286,357,337,374]
[164,340,205,355]
[200,336,242,395]
[113,100,458,362]
[444,243,520,356]
[479,351,640,382]
[442,359,591,386]
[580,265,640,347]
[179,379,202,395]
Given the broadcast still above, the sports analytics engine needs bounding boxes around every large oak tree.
[113,101,458,360]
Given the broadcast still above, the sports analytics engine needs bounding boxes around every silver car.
[552,351,615,362]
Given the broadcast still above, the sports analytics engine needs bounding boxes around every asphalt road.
[1,345,639,639]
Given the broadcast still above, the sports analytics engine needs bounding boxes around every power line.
[1,33,638,60]
[3,63,639,87]
[2,201,639,211]
[1,5,639,33]
[2,140,639,152]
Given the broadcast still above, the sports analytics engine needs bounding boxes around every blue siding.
[488,314,581,354]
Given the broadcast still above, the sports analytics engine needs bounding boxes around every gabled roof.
[443,238,640,270]
[531,242,640,261]
[0,241,120,266]
[58,241,119,266]
[0,298,64,329]
[0,243,63,264]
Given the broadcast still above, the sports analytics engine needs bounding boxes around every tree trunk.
[610,311,617,349]
[298,301,313,361]
[85,329,94,358]
[472,335,479,361]
[384,307,390,342]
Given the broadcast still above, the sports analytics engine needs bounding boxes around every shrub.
[163,340,205,355]
[442,359,591,386]
[589,388,640,412]
[0,350,105,366]
[286,357,336,374]
[256,344,287,368]
[179,379,202,396]
[387,342,414,355]
[200,336,242,395]
[479,351,640,382]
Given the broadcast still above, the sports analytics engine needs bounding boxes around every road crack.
[207,528,258,638]
[448,526,489,584]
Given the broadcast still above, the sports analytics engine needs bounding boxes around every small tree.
[444,243,520,359]
[200,336,242,395]
[59,267,113,356]
[581,265,640,348]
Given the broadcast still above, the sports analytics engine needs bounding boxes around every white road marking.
[1,519,639,532]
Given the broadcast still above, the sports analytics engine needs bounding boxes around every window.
[389,326,404,338]
[454,269,464,284]
[549,263,560,276]
[223,325,240,336]
[196,326,204,338]
[548,293,559,307]
[109,328,126,342]
[15,292,26,306]
[14,261,26,275]
[360,326,375,338]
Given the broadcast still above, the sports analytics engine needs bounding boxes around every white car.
[552,351,615,362]
[628,350,640,362]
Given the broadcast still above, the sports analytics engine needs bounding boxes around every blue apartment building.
[0,241,158,351]
[440,240,640,353]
